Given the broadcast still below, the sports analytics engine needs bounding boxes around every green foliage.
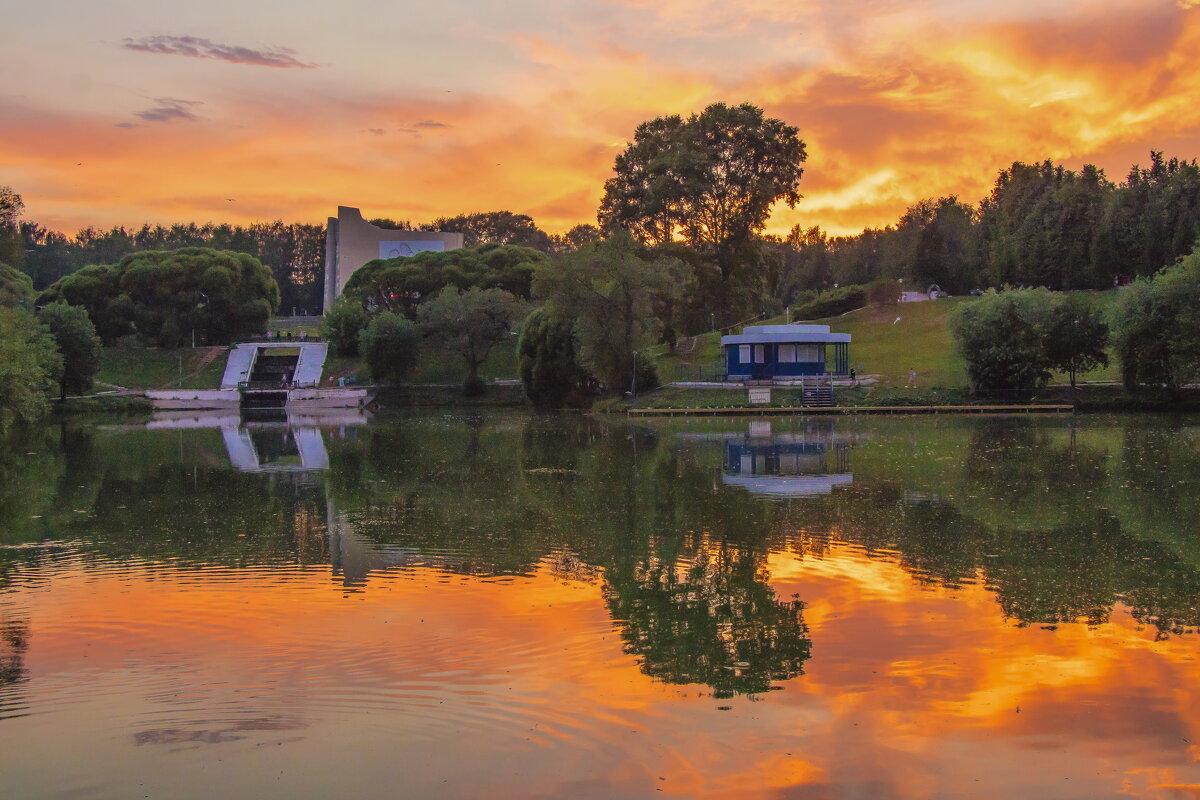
[20,219,323,311]
[359,312,419,385]
[791,284,867,320]
[600,103,806,286]
[865,277,900,307]
[0,307,61,433]
[952,288,1060,399]
[534,232,683,393]
[38,302,102,399]
[418,286,523,395]
[0,262,34,309]
[552,224,601,253]
[39,247,279,347]
[976,162,1113,289]
[343,243,549,316]
[424,211,552,251]
[0,186,23,268]
[1044,294,1109,388]
[517,307,589,407]
[321,296,369,357]
[1111,245,1200,390]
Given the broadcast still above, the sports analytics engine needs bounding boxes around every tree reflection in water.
[1,412,1199,698]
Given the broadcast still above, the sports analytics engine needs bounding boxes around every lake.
[1,411,1198,799]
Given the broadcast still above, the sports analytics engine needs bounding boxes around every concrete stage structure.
[323,206,465,310]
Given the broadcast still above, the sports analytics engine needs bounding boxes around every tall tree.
[418,286,523,395]
[599,103,806,287]
[37,302,102,400]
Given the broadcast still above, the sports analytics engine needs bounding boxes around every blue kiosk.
[722,324,851,381]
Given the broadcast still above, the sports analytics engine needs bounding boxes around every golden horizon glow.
[2,0,1200,237]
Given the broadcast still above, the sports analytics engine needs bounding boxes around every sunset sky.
[3,0,1200,236]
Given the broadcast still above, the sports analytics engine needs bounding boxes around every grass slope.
[654,290,1124,390]
[97,346,227,391]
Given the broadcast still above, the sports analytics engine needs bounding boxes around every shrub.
[359,312,419,385]
[791,284,866,319]
[321,296,369,357]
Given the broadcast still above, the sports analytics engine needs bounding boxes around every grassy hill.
[654,290,1124,389]
[97,346,228,391]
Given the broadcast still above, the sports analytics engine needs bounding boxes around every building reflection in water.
[145,410,371,474]
[685,420,854,498]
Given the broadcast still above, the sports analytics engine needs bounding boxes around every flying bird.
[893,316,902,325]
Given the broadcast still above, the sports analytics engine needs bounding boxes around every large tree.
[342,244,548,317]
[359,312,419,385]
[1111,244,1200,391]
[599,103,806,286]
[534,231,682,393]
[418,286,523,395]
[40,247,278,346]
[38,301,102,400]
[517,307,590,408]
[952,288,1059,400]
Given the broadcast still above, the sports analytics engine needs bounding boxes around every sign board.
[748,388,771,405]
[379,241,446,259]
[748,421,772,437]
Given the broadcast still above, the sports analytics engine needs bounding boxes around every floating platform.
[628,404,1075,417]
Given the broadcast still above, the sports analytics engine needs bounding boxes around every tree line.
[4,100,1200,408]
[788,153,1200,296]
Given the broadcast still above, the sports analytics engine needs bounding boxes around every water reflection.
[689,420,854,497]
[2,413,1200,797]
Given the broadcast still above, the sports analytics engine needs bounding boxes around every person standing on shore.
[907,368,917,388]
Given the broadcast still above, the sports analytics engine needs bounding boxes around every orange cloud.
[1,0,1198,239]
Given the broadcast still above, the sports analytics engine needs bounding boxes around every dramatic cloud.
[121,35,317,69]
[3,0,1199,235]
[134,98,202,123]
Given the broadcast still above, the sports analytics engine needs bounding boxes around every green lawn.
[97,346,227,391]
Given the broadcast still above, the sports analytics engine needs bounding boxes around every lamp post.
[630,350,638,398]
[192,292,208,348]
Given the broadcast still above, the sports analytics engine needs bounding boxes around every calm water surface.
[1,411,1199,799]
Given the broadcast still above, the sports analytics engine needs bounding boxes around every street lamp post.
[630,350,638,398]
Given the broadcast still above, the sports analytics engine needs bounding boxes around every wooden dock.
[628,404,1075,417]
